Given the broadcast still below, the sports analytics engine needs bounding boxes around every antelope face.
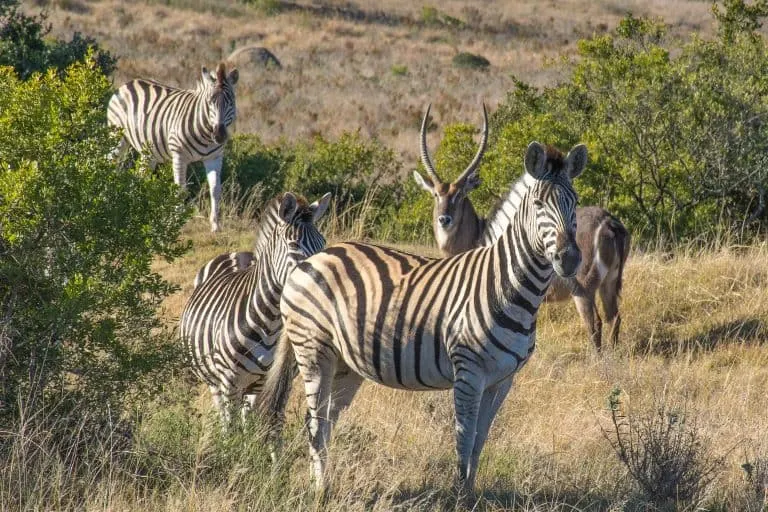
[414,102,488,251]
[525,142,587,278]
[414,171,480,236]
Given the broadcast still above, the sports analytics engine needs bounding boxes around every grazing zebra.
[180,192,331,427]
[413,105,630,350]
[107,62,239,232]
[262,141,587,494]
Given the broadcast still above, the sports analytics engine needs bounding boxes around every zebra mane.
[482,145,566,245]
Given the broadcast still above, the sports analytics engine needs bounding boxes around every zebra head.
[525,141,586,278]
[263,192,332,283]
[201,62,239,144]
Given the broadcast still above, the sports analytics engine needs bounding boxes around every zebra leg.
[328,366,364,425]
[171,152,188,190]
[301,356,336,491]
[452,366,485,495]
[210,385,233,428]
[204,156,223,232]
[468,376,514,487]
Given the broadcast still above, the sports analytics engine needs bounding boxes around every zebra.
[261,141,587,495]
[107,62,239,232]
[180,191,331,428]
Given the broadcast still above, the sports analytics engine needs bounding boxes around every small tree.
[0,56,189,420]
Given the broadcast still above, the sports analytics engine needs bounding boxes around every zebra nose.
[438,215,452,227]
[213,124,227,143]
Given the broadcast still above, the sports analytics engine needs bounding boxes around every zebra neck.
[482,173,533,246]
[493,194,553,310]
[245,256,284,335]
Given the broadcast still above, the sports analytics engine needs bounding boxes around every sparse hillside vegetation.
[3,0,768,510]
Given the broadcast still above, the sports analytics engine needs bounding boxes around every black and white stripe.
[180,192,330,426]
[107,62,239,232]
[262,142,587,492]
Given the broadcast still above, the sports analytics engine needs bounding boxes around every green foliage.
[188,131,402,238]
[0,57,189,419]
[452,51,490,70]
[0,0,116,79]
[239,0,282,16]
[391,64,408,76]
[421,5,465,28]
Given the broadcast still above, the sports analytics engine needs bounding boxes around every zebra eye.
[533,199,544,209]
[287,242,300,251]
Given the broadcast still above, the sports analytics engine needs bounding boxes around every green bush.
[452,52,490,70]
[395,3,768,245]
[0,0,116,79]
[188,131,402,237]
[0,57,189,419]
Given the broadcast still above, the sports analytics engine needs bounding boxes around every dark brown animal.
[413,104,631,350]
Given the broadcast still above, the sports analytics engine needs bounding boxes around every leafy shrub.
[602,389,723,507]
[0,0,116,79]
[397,3,768,246]
[188,131,402,238]
[391,64,408,76]
[452,51,490,70]
[0,57,189,419]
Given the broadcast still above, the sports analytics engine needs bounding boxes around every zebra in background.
[107,62,239,232]
[262,141,587,495]
[180,191,331,428]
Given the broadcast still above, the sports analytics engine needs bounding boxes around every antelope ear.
[228,68,239,85]
[279,192,298,222]
[412,171,434,193]
[310,192,332,222]
[524,141,548,179]
[462,170,481,192]
[565,144,587,179]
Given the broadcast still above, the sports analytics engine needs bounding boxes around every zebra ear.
[524,141,547,179]
[412,170,434,193]
[278,192,298,222]
[228,68,239,85]
[201,66,216,84]
[565,144,587,179]
[310,192,332,222]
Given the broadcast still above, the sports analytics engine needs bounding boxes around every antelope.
[413,104,630,350]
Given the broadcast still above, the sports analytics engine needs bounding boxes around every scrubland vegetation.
[3,0,768,510]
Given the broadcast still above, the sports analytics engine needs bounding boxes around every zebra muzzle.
[213,124,228,144]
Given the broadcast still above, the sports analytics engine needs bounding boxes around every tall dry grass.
[4,198,768,511]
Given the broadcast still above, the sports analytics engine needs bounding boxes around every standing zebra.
[107,62,239,232]
[180,192,331,427]
[413,105,630,350]
[262,141,587,494]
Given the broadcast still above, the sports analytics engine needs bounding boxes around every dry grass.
[119,207,768,511]
[32,0,716,162]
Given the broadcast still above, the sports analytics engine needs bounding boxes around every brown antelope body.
[413,105,630,350]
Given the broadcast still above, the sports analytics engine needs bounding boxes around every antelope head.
[412,104,488,256]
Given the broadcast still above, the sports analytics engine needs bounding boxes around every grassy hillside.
[37,0,716,161]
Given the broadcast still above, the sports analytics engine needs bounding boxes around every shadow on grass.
[631,317,767,358]
[387,484,614,511]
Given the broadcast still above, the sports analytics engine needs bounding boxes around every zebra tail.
[259,328,296,432]
[609,217,630,297]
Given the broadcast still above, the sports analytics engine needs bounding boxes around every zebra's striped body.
[107,62,238,232]
[180,192,330,425]
[263,142,587,493]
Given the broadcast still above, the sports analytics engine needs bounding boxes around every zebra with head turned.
[262,141,587,495]
[180,191,331,428]
[107,62,239,232]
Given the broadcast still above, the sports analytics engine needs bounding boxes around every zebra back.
[107,62,239,163]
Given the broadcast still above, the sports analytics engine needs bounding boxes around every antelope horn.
[454,103,489,184]
[419,103,442,184]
